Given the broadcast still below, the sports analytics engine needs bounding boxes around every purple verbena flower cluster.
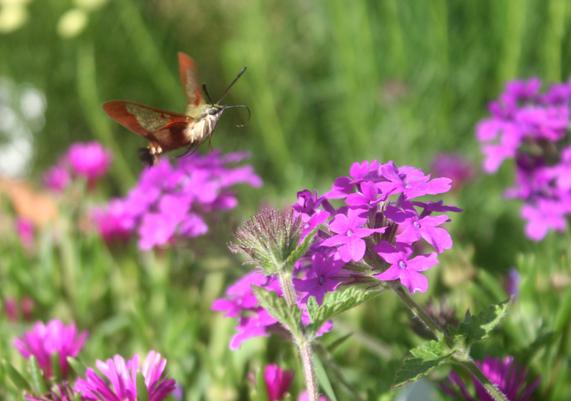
[477,78,571,240]
[44,141,111,192]
[214,160,457,349]
[13,320,88,378]
[294,160,458,295]
[92,150,262,249]
[442,356,539,401]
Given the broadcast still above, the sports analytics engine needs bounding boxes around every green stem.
[278,270,320,401]
[389,282,445,342]
[390,283,509,401]
[456,359,510,401]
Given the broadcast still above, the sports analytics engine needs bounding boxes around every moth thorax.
[185,112,222,142]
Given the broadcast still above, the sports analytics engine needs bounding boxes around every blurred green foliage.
[1,1,571,400]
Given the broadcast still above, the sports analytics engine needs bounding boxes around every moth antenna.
[202,83,214,104]
[217,67,247,104]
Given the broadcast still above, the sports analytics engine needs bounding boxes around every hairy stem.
[278,271,320,401]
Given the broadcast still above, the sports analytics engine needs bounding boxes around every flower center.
[413,221,421,229]
[346,230,353,237]
[318,275,325,285]
[398,260,407,269]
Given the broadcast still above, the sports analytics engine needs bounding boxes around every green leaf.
[308,286,380,334]
[136,372,149,401]
[454,300,509,347]
[3,360,32,391]
[392,340,453,388]
[284,228,317,268]
[252,286,301,336]
[67,357,87,377]
[51,352,62,382]
[28,357,47,394]
[313,353,339,401]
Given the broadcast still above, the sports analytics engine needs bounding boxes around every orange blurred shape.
[0,176,57,227]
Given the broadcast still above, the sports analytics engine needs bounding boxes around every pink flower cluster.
[92,151,262,250]
[75,351,175,401]
[261,364,329,401]
[477,78,571,240]
[13,320,88,378]
[295,160,458,294]
[44,141,112,192]
[214,160,457,349]
[13,320,176,401]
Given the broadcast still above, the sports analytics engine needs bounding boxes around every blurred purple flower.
[442,356,539,401]
[13,320,88,378]
[4,296,34,322]
[431,153,474,190]
[67,142,112,183]
[43,163,70,192]
[264,364,294,401]
[16,217,35,249]
[477,78,571,240]
[506,267,520,298]
[75,351,175,401]
[93,150,261,250]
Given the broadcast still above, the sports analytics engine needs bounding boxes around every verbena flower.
[431,153,474,190]
[215,160,457,348]
[43,141,111,192]
[92,150,261,250]
[75,351,175,401]
[442,356,539,401]
[4,296,34,322]
[13,320,88,378]
[67,142,112,183]
[476,78,571,240]
[263,364,294,401]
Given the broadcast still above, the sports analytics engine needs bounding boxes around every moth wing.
[103,101,190,138]
[178,52,204,107]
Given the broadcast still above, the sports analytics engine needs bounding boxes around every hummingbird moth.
[103,52,249,165]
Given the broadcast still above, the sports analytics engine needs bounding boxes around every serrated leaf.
[308,286,380,333]
[253,286,301,336]
[284,228,317,268]
[455,300,509,346]
[392,340,453,388]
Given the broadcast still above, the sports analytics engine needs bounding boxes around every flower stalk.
[389,283,510,401]
[279,269,319,401]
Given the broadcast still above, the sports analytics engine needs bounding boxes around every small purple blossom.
[431,153,474,190]
[67,142,112,183]
[374,242,438,293]
[43,142,112,192]
[75,351,175,401]
[294,253,348,304]
[93,150,261,250]
[320,209,384,262]
[477,78,571,240]
[16,217,35,249]
[263,364,294,401]
[442,356,539,401]
[13,320,88,378]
